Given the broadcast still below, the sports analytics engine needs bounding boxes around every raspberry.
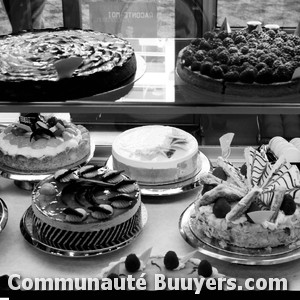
[212,167,227,180]
[213,198,231,218]
[198,260,213,277]
[280,194,296,216]
[201,184,217,195]
[240,163,247,177]
[163,251,179,270]
[125,254,140,273]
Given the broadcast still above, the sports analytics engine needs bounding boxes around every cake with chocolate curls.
[31,165,142,251]
[194,147,300,250]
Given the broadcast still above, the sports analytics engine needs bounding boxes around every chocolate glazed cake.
[0,28,137,101]
[31,165,143,251]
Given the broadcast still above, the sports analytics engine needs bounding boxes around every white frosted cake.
[112,125,199,185]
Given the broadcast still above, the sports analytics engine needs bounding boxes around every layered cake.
[0,28,137,101]
[100,248,226,291]
[112,125,199,185]
[194,146,300,250]
[177,22,300,97]
[0,113,91,174]
[31,165,142,251]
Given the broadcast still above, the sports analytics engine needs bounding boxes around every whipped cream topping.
[112,125,198,169]
[0,128,82,158]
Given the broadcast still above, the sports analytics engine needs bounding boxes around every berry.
[213,198,231,218]
[47,116,58,127]
[210,65,224,79]
[280,194,296,216]
[240,163,247,177]
[198,260,213,277]
[125,254,140,273]
[239,67,256,83]
[224,71,239,82]
[212,167,227,180]
[201,184,217,195]
[200,61,213,76]
[190,61,201,71]
[256,67,274,84]
[164,251,179,270]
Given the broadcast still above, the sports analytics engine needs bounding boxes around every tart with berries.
[0,113,91,174]
[193,147,300,250]
[177,23,300,98]
[31,165,143,251]
[99,248,225,291]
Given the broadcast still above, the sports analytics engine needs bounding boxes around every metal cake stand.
[106,151,212,197]
[0,198,8,233]
[20,203,148,258]
[179,202,300,265]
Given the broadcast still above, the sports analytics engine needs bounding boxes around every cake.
[31,165,142,251]
[99,248,226,291]
[193,146,300,250]
[0,28,137,101]
[176,22,300,98]
[112,125,200,185]
[0,113,91,174]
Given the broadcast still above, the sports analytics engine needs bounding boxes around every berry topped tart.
[0,28,137,101]
[193,146,300,251]
[177,20,300,98]
[0,113,91,174]
[99,248,226,291]
[30,165,143,252]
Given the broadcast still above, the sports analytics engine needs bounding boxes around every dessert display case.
[1,0,300,292]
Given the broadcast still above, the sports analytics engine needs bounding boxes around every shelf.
[1,38,300,114]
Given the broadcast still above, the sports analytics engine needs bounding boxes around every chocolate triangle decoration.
[220,17,231,33]
[139,247,152,265]
[53,56,83,80]
[292,67,300,80]
[180,250,198,264]
[294,21,300,36]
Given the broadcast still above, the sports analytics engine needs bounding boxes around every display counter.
[1,156,300,291]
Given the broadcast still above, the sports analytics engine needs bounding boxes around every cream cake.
[194,146,300,250]
[0,113,91,174]
[99,248,226,291]
[31,165,142,251]
[112,125,199,185]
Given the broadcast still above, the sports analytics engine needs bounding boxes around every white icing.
[112,125,198,169]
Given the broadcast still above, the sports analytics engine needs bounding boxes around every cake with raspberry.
[177,22,300,98]
[0,113,91,174]
[193,146,300,250]
[0,29,137,101]
[99,248,226,291]
[112,125,200,185]
[31,165,142,251]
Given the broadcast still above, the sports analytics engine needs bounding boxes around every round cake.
[99,248,225,291]
[31,165,142,251]
[177,23,300,98]
[194,146,300,250]
[0,113,91,174]
[112,125,200,185]
[0,28,137,101]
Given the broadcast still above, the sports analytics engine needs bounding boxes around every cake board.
[106,151,212,197]
[179,202,300,265]
[20,203,147,258]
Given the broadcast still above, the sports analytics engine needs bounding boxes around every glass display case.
[1,1,300,291]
